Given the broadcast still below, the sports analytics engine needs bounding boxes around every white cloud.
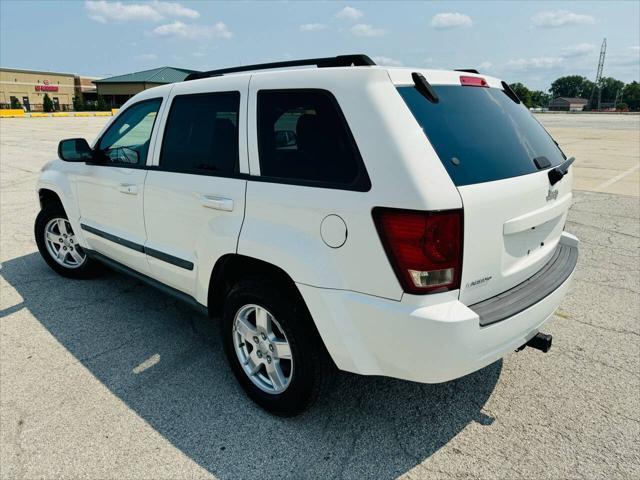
[86,1,160,22]
[335,6,363,21]
[561,43,595,58]
[506,56,563,71]
[153,21,233,39]
[373,56,403,67]
[531,10,595,28]
[85,1,199,23]
[152,1,199,19]
[478,61,493,71]
[135,53,158,61]
[299,23,328,32]
[429,12,473,30]
[350,24,386,37]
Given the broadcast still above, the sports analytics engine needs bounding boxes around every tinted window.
[398,86,565,186]
[97,99,162,166]
[160,92,240,175]
[257,89,369,189]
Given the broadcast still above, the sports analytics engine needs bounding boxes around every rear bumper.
[471,235,578,326]
[299,232,578,384]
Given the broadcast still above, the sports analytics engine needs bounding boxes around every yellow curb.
[52,113,70,117]
[0,109,24,117]
[94,112,112,116]
[74,112,92,117]
[30,113,49,117]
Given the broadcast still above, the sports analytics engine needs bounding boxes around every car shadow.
[1,252,502,479]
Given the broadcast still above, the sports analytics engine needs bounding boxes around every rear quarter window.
[398,85,565,186]
[256,89,370,191]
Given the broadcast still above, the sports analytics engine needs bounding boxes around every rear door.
[143,77,248,304]
[398,80,572,304]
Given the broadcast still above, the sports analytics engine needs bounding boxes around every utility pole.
[589,38,607,111]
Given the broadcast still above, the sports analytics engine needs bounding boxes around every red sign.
[35,85,58,92]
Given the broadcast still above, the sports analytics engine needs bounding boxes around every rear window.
[398,85,565,186]
[160,92,239,176]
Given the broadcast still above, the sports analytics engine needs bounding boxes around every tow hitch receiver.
[517,332,553,353]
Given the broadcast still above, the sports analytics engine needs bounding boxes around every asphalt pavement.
[1,115,638,479]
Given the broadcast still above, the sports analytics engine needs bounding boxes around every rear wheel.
[34,205,100,279]
[222,277,333,416]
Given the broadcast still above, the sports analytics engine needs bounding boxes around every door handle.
[118,184,138,195]
[200,195,234,212]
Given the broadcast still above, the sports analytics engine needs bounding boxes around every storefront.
[0,68,76,111]
[1,66,196,111]
[75,75,99,107]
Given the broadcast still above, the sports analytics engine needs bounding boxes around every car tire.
[34,205,101,279]
[222,276,333,416]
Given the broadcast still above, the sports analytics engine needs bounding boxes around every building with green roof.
[93,66,197,107]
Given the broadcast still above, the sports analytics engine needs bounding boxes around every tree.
[72,96,85,112]
[509,82,532,108]
[549,75,594,98]
[621,81,640,111]
[598,77,625,104]
[42,93,54,112]
[10,97,21,109]
[96,95,108,111]
[530,90,551,108]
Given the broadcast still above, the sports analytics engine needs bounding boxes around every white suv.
[35,55,578,415]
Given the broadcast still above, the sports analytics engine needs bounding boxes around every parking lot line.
[594,163,640,191]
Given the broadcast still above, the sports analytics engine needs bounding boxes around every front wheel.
[222,277,333,416]
[34,205,101,279]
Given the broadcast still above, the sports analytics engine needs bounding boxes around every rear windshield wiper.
[501,81,521,104]
[548,157,575,186]
[412,72,439,103]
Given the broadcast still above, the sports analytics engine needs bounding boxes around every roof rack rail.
[184,54,376,81]
[455,69,480,74]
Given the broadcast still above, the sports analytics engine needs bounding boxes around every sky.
[1,1,638,91]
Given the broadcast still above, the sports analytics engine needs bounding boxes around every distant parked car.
[35,55,578,415]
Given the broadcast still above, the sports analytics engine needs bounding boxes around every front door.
[22,97,30,111]
[143,77,248,304]
[75,97,164,274]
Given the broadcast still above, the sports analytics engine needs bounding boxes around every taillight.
[460,75,488,87]
[373,208,463,294]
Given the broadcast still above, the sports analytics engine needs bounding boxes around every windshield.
[397,85,565,186]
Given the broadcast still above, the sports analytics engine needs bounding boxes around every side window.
[257,89,369,190]
[160,92,240,175]
[97,99,162,166]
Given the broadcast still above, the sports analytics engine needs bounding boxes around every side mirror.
[58,138,93,162]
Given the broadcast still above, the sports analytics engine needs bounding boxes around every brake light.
[460,75,488,87]
[373,208,463,294]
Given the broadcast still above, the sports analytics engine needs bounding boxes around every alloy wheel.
[232,304,293,394]
[43,218,86,269]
